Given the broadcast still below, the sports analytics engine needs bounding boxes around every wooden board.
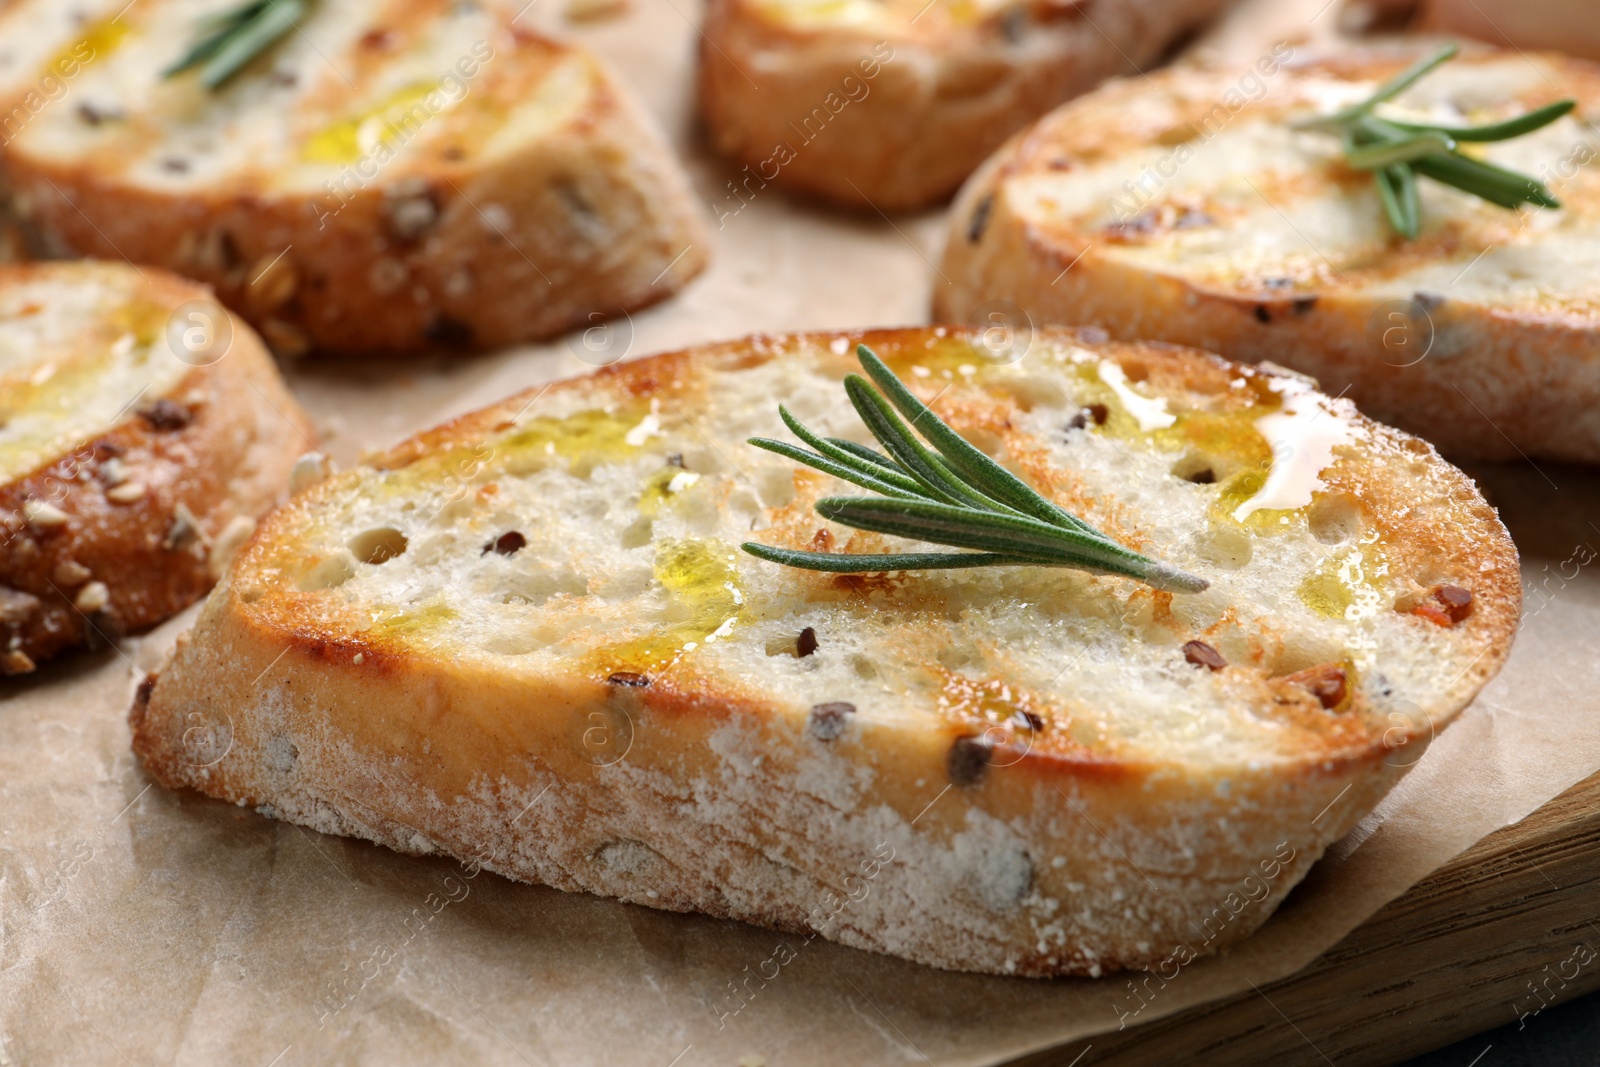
[1008,770,1600,1066]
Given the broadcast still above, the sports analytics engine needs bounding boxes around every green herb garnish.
[164,0,308,90]
[740,345,1208,595]
[1292,45,1574,238]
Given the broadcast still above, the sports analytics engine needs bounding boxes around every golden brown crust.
[698,0,1231,211]
[935,47,1600,461]
[0,263,312,674]
[131,326,1519,976]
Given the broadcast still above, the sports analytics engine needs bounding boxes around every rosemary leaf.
[1294,45,1573,236]
[825,438,902,473]
[815,497,1197,589]
[1375,164,1418,238]
[165,0,306,90]
[1344,129,1456,170]
[748,437,931,502]
[1412,152,1561,208]
[201,0,303,88]
[777,406,930,499]
[843,374,1005,512]
[741,544,1033,572]
[1291,46,1461,131]
[854,346,1109,539]
[1394,163,1420,238]
[1384,99,1575,142]
[742,345,1208,595]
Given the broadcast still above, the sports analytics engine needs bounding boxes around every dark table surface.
[1401,989,1600,1066]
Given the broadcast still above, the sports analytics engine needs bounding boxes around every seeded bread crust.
[698,0,1231,212]
[0,0,708,357]
[935,47,1600,461]
[130,326,1518,976]
[0,262,311,675]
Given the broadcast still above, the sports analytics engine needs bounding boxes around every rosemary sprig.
[1292,45,1575,238]
[164,0,308,90]
[740,345,1209,595]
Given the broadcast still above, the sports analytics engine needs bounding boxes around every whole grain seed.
[1183,640,1227,670]
[74,581,110,614]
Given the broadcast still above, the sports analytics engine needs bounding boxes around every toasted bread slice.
[698,0,1231,212]
[0,0,707,356]
[936,46,1600,462]
[131,326,1517,976]
[0,261,312,675]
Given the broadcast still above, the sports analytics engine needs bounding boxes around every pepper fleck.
[138,399,192,431]
[967,194,994,244]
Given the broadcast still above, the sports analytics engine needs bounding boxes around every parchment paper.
[4,2,1599,1064]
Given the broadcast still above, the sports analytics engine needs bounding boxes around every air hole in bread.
[1170,453,1217,484]
[1195,527,1252,570]
[620,517,652,549]
[1272,634,1348,678]
[298,554,355,591]
[766,627,819,658]
[938,645,980,672]
[988,376,1056,412]
[1307,494,1363,545]
[350,527,408,565]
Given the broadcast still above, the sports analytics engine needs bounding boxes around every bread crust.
[698,0,1231,212]
[130,326,1519,976]
[0,6,708,356]
[0,263,312,674]
[935,47,1600,462]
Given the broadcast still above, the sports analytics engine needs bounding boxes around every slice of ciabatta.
[936,46,1600,462]
[0,261,312,675]
[0,0,707,356]
[698,0,1232,212]
[130,326,1517,977]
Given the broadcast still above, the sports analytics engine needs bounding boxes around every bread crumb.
[53,560,91,586]
[290,452,330,495]
[74,581,110,614]
[98,456,128,486]
[23,499,68,530]
[210,516,258,579]
[107,482,147,504]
